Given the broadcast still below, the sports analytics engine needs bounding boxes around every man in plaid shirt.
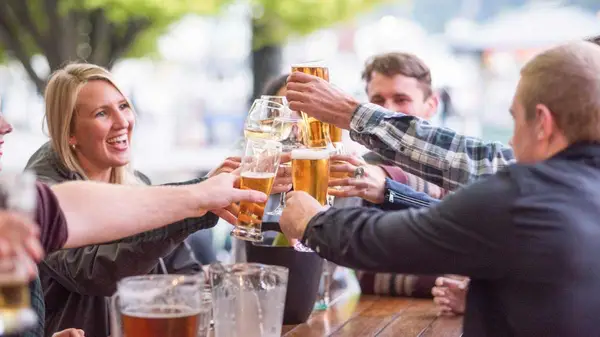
[286,55,514,314]
[327,52,451,301]
[286,74,515,193]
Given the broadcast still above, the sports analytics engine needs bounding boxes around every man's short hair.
[520,41,600,143]
[361,52,432,97]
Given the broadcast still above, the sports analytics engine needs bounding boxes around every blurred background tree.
[0,0,389,97]
[0,0,234,93]
[250,0,390,99]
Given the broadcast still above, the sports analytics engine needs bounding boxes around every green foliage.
[61,0,233,59]
[252,0,392,48]
[0,0,391,80]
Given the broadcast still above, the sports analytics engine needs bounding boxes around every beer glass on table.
[110,275,210,337]
[0,172,38,335]
[210,263,288,337]
[233,139,282,242]
[291,62,332,149]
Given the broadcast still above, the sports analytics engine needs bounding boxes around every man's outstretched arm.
[286,72,515,190]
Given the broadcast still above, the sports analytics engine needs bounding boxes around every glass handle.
[109,294,122,337]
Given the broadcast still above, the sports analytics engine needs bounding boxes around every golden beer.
[329,125,343,143]
[237,172,276,232]
[122,305,201,337]
[0,283,29,312]
[292,149,330,205]
[292,64,331,148]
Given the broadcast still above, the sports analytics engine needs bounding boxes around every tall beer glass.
[291,62,331,148]
[234,139,282,242]
[110,274,210,337]
[291,148,330,206]
[0,172,37,335]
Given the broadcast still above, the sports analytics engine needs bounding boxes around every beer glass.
[291,62,331,149]
[267,117,307,215]
[244,99,291,140]
[0,172,38,335]
[260,95,288,107]
[210,263,288,337]
[109,275,209,337]
[234,138,282,242]
[291,148,330,206]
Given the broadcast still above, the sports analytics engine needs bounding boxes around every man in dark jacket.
[281,41,600,336]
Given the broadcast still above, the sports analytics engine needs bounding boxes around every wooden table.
[281,292,463,337]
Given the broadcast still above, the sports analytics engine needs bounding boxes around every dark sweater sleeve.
[35,182,68,253]
[302,171,517,278]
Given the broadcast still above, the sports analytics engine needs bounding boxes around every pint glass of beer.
[291,62,331,148]
[233,138,282,242]
[110,275,210,337]
[291,148,330,206]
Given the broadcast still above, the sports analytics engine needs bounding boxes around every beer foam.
[122,305,202,318]
[241,171,276,179]
[291,149,330,160]
[291,60,327,68]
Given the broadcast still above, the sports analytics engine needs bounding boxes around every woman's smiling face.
[69,80,135,173]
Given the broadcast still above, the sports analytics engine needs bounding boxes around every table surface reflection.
[281,291,463,337]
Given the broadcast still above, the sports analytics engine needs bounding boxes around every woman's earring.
[70,144,76,150]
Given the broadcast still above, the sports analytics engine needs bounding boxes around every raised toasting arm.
[52,173,267,249]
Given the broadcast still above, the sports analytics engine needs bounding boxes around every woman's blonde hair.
[44,63,140,185]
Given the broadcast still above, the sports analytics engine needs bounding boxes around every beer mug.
[291,61,331,149]
[291,148,330,206]
[0,171,37,335]
[233,139,282,242]
[109,275,210,337]
[210,263,288,337]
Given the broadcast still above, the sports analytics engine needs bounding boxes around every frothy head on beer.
[291,148,329,160]
[291,61,329,81]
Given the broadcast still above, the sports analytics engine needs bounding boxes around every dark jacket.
[302,143,600,336]
[379,178,439,210]
[354,154,441,298]
[25,142,215,337]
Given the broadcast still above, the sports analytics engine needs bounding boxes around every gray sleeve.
[302,171,517,278]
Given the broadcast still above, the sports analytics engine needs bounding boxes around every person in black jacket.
[281,41,600,337]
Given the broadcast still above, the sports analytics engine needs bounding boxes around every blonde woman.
[24,63,240,337]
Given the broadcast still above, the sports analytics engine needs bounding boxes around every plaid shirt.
[350,103,516,191]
